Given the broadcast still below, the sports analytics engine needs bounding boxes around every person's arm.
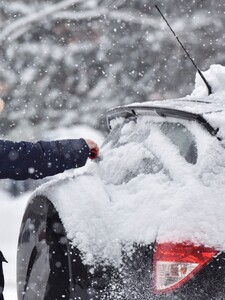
[0,138,93,180]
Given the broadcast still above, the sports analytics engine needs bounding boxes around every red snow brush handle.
[89,149,98,160]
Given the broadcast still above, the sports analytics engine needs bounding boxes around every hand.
[85,139,99,160]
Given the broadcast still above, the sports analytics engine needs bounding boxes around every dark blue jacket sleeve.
[0,138,90,180]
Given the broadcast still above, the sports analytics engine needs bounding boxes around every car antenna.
[155,4,212,95]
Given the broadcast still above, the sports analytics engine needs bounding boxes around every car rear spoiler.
[107,106,220,139]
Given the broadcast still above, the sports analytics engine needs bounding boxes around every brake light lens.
[153,242,219,294]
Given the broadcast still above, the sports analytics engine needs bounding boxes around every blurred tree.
[0,0,225,138]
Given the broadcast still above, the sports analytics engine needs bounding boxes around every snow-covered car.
[17,65,225,300]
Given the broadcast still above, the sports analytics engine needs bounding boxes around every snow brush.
[89,148,99,160]
[89,148,103,162]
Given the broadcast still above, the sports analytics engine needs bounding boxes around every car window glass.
[160,122,197,164]
[106,120,197,165]
[102,118,197,184]
[102,123,123,148]
[102,120,164,184]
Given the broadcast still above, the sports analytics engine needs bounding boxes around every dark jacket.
[0,138,90,180]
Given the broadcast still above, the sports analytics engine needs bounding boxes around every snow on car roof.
[108,64,225,140]
[33,64,225,267]
[127,98,214,114]
[127,98,225,129]
[132,64,225,109]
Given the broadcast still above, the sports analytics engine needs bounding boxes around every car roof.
[134,98,225,114]
[107,98,225,139]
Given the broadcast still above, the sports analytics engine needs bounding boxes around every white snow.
[127,64,225,140]
[3,64,225,298]
[190,64,225,99]
[32,64,225,268]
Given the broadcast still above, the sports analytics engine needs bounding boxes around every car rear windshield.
[160,122,197,164]
[103,118,197,183]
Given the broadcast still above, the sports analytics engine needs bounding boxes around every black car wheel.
[17,196,113,300]
[17,196,84,299]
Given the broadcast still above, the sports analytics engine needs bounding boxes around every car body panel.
[17,98,225,300]
[17,196,225,300]
[25,108,225,263]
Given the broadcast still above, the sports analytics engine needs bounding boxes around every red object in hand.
[85,139,99,160]
[89,149,98,160]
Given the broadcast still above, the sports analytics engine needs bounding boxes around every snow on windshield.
[34,65,225,267]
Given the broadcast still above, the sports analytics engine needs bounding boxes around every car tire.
[17,195,118,300]
[17,196,79,300]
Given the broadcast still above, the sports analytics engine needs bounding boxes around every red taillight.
[153,242,219,294]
